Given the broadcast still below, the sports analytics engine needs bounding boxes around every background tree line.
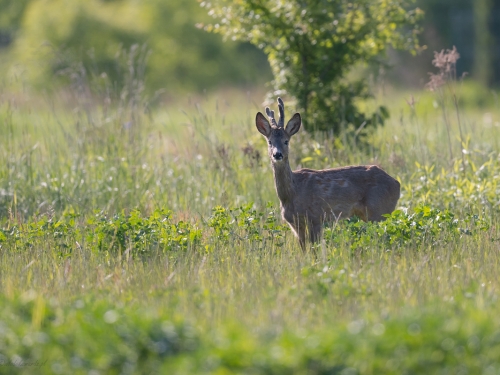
[0,0,499,138]
[0,0,271,93]
[1,0,498,94]
[403,0,500,87]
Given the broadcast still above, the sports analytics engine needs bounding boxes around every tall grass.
[1,64,500,373]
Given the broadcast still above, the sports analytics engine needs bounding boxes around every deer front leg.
[308,221,323,244]
[288,221,306,251]
[294,220,322,251]
[297,225,307,251]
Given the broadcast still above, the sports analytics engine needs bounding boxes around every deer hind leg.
[366,209,384,222]
[365,186,395,221]
[364,200,385,222]
[350,203,368,222]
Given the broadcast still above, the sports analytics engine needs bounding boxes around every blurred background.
[0,0,498,97]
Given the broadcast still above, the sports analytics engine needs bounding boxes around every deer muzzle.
[272,151,283,161]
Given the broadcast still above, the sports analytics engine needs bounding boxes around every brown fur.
[256,99,400,250]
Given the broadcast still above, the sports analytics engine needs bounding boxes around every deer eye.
[284,141,289,145]
[268,140,272,145]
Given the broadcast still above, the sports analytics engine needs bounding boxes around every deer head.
[255,98,301,164]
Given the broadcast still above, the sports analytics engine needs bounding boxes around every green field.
[1,81,500,374]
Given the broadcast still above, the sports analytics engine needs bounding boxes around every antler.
[277,97,285,128]
[265,107,278,127]
[265,97,286,129]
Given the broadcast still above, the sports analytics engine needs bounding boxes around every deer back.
[290,165,400,222]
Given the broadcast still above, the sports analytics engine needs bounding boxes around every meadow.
[1,77,500,374]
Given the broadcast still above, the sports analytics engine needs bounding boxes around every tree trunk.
[473,0,493,86]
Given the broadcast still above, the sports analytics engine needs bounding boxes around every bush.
[2,293,500,374]
[201,0,422,135]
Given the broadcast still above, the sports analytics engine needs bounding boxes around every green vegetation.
[202,0,422,134]
[0,0,270,92]
[2,0,500,373]
[1,70,500,373]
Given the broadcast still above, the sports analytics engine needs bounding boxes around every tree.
[0,0,30,47]
[473,0,493,86]
[201,0,422,134]
[416,0,491,86]
[4,0,270,93]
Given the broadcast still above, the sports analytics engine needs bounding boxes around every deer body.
[256,98,400,249]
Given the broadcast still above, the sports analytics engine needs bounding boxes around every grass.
[1,78,500,373]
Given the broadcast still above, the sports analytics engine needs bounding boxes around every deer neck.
[272,160,295,203]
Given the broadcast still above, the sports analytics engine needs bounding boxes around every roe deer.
[256,98,400,249]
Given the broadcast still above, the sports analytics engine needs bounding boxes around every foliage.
[324,205,490,251]
[207,203,288,246]
[0,0,30,38]
[1,202,499,374]
[2,291,500,373]
[0,295,198,374]
[3,0,270,92]
[0,209,202,256]
[3,199,491,261]
[2,67,500,373]
[201,0,422,134]
[87,209,202,255]
[0,203,491,259]
[415,0,499,86]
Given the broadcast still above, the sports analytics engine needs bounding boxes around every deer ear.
[285,113,301,136]
[256,112,271,137]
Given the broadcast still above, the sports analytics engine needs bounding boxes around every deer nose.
[273,152,283,160]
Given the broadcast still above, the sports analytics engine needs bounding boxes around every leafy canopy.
[201,0,422,134]
[3,0,270,93]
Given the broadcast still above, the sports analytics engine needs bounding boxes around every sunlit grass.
[1,81,500,373]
